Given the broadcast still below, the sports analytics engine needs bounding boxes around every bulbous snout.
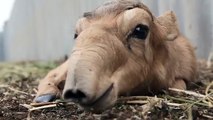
[62,49,119,111]
[62,27,126,111]
[63,81,116,112]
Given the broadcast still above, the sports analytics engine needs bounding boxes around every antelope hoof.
[34,94,57,103]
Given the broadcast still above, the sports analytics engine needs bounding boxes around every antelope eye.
[131,24,149,40]
[74,33,78,39]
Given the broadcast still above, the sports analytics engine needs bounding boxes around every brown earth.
[0,60,212,120]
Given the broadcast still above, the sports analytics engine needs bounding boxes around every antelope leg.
[171,78,186,90]
[34,60,69,102]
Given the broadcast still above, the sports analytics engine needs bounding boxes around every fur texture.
[34,0,197,111]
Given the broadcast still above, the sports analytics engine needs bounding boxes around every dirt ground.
[0,60,212,120]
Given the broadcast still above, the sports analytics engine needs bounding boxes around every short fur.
[34,0,197,111]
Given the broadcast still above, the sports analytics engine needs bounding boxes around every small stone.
[12,97,17,100]
[19,95,25,99]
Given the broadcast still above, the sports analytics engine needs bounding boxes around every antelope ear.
[156,11,179,41]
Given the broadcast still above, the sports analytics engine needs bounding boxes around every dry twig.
[29,104,57,111]
[169,88,205,98]
[203,81,213,107]
[30,102,60,107]
[25,100,74,112]
[125,100,148,104]
[166,96,209,107]
[0,85,29,95]
[202,114,213,119]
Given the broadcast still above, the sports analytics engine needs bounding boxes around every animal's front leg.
[34,60,69,102]
[171,78,186,90]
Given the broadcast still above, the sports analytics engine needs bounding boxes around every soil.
[0,60,212,120]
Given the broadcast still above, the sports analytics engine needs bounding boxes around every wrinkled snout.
[62,54,105,110]
[62,27,125,111]
[62,58,117,111]
[62,49,118,111]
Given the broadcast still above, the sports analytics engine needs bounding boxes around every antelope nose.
[63,89,87,102]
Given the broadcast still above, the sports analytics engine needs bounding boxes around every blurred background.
[0,0,212,62]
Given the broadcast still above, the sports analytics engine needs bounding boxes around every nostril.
[76,90,87,99]
[64,89,87,101]
[63,90,73,99]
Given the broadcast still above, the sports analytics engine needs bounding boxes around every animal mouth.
[80,83,114,107]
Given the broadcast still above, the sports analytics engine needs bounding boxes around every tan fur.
[34,0,197,111]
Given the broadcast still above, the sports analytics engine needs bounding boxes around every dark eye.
[74,33,78,39]
[131,24,149,40]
